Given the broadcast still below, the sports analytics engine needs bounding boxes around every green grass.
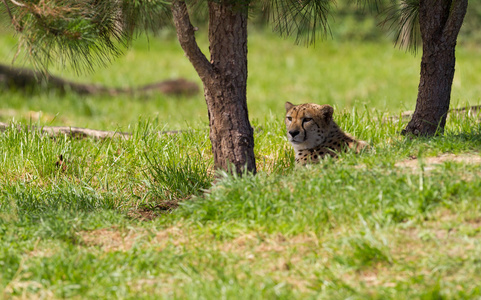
[2,29,481,130]
[1,27,481,299]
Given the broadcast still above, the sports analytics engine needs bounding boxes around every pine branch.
[380,0,420,52]
[9,0,25,7]
[263,0,333,46]
[2,0,13,19]
[2,0,23,31]
[6,0,171,74]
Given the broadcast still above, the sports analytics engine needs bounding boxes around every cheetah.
[285,102,369,165]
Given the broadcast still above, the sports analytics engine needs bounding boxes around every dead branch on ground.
[0,63,199,96]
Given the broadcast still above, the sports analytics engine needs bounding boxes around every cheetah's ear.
[320,105,334,122]
[285,102,295,112]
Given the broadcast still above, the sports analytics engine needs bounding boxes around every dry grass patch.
[79,227,147,252]
[395,153,481,172]
[219,232,321,260]
[398,215,480,257]
[323,208,481,291]
[344,209,481,289]
[154,225,194,248]
[216,232,327,291]
[127,276,182,297]
[27,245,56,258]
[80,224,208,253]
[3,280,56,300]
[342,264,405,288]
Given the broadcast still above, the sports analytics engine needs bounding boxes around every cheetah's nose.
[289,130,300,137]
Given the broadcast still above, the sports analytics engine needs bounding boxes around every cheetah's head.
[285,102,334,150]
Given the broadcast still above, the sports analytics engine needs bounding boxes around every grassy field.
[1,27,481,299]
[2,28,481,129]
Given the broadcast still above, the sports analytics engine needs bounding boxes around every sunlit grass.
[1,27,481,299]
[2,29,481,130]
[1,107,481,298]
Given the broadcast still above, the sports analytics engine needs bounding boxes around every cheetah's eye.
[303,118,312,123]
[286,116,292,121]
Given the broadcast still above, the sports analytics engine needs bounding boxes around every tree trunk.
[403,0,468,136]
[404,38,456,135]
[171,0,256,175]
[203,2,255,174]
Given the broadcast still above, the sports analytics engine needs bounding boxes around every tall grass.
[144,146,212,201]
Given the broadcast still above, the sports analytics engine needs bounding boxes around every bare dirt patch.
[79,225,197,253]
[3,280,55,299]
[216,232,326,291]
[395,153,481,171]
[153,226,196,249]
[219,232,320,259]
[79,227,146,252]
[128,200,181,221]
[335,208,481,289]
[28,248,55,258]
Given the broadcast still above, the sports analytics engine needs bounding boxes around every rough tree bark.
[403,0,468,136]
[171,0,256,175]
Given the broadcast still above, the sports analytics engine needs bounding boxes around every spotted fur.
[285,102,369,165]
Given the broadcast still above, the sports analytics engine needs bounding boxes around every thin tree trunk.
[204,2,255,174]
[171,0,256,175]
[404,40,456,135]
[403,0,468,136]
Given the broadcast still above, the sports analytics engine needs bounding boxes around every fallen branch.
[0,122,185,139]
[0,63,200,96]
[450,105,481,114]
[387,105,481,122]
